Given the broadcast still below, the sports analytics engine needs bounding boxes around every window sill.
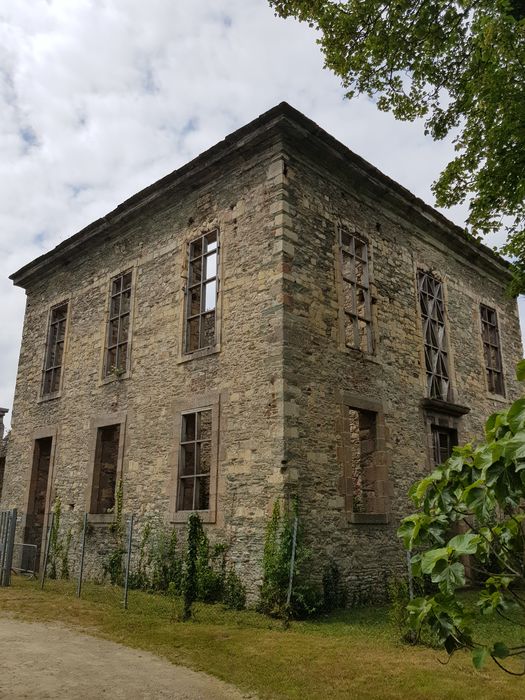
[177,345,220,364]
[170,510,216,524]
[342,346,381,366]
[87,514,116,526]
[37,392,62,404]
[486,392,507,404]
[348,512,389,525]
[421,398,470,417]
[99,372,131,387]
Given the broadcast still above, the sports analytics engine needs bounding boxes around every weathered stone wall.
[1,132,289,595]
[2,107,522,602]
[278,128,523,598]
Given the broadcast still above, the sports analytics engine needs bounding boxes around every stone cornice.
[10,102,511,289]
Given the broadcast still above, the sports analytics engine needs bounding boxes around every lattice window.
[104,270,132,377]
[418,271,450,401]
[178,409,212,511]
[185,230,218,353]
[431,425,457,466]
[340,230,372,352]
[42,302,68,397]
[480,305,505,396]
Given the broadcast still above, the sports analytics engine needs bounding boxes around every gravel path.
[0,617,252,699]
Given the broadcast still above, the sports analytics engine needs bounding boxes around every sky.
[0,0,522,430]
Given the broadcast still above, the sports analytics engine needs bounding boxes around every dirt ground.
[0,617,253,699]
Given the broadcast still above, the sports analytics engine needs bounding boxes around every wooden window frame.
[102,269,134,381]
[480,304,505,397]
[170,393,220,524]
[40,301,69,400]
[338,228,373,353]
[183,230,220,355]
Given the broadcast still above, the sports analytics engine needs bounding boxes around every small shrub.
[182,512,201,620]
[150,527,182,593]
[223,567,247,610]
[258,499,322,619]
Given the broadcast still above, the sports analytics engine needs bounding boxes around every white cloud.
[0,0,521,428]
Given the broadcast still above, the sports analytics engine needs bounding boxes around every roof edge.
[10,101,510,287]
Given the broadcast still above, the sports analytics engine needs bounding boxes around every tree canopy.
[397,361,525,673]
[268,1,525,291]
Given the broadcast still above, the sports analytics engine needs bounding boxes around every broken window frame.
[431,425,458,466]
[339,393,391,523]
[339,229,373,353]
[41,301,69,399]
[85,412,127,525]
[184,230,219,354]
[417,270,451,401]
[103,269,133,379]
[480,304,505,396]
[177,409,212,513]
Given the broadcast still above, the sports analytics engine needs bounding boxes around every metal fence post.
[0,511,9,586]
[3,509,17,586]
[123,514,134,610]
[1,509,17,587]
[286,516,298,608]
[40,512,54,590]
[77,513,88,598]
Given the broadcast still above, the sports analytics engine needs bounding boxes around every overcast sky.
[0,0,522,429]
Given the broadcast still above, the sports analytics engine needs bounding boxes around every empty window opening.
[480,305,505,396]
[340,230,372,352]
[185,231,218,353]
[24,437,53,565]
[432,426,457,466]
[418,271,451,401]
[42,302,68,396]
[348,408,377,513]
[104,270,132,377]
[178,409,212,511]
[91,425,120,514]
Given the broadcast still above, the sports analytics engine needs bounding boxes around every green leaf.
[507,398,525,434]
[472,646,489,670]
[515,360,525,382]
[420,547,448,575]
[447,533,479,557]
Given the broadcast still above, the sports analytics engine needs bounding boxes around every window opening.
[348,408,376,513]
[432,425,457,466]
[178,409,212,511]
[340,230,372,352]
[104,270,132,377]
[418,271,450,401]
[480,305,505,395]
[185,231,218,353]
[42,303,68,396]
[91,425,120,513]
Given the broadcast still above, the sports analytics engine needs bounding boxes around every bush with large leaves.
[398,361,525,673]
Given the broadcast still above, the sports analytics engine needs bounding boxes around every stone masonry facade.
[1,104,522,599]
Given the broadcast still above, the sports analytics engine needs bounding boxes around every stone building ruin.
[1,103,522,597]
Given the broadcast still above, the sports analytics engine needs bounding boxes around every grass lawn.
[0,576,523,699]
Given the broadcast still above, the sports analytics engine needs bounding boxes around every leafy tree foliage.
[268,1,525,289]
[398,362,525,673]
